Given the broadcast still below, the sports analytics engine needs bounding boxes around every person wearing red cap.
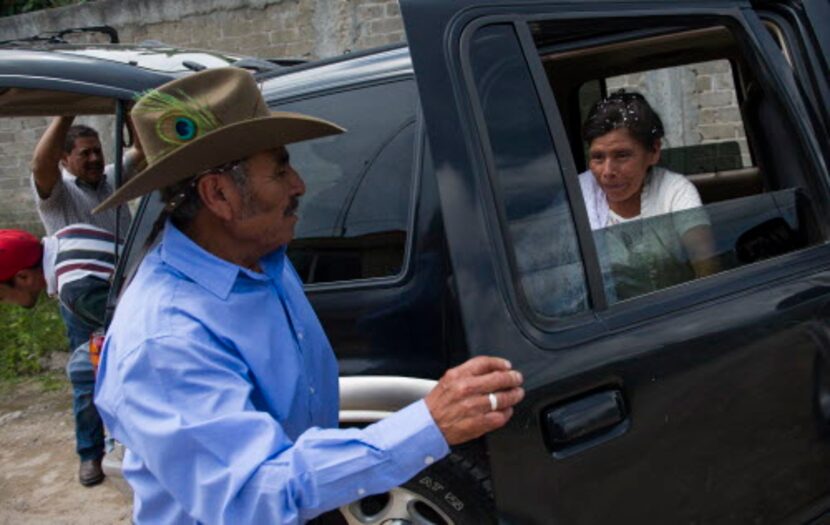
[0,229,45,307]
[0,224,118,487]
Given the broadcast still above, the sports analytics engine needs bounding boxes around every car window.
[546,22,826,306]
[592,188,816,302]
[466,20,827,312]
[272,81,417,285]
[468,24,589,318]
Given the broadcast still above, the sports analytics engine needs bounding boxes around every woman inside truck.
[578,90,719,300]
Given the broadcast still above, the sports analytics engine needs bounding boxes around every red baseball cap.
[0,230,43,282]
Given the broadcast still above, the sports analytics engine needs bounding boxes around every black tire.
[334,450,495,525]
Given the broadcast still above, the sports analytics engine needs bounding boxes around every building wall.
[607,59,751,169]
[0,0,405,233]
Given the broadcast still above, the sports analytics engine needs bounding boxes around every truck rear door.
[401,0,830,522]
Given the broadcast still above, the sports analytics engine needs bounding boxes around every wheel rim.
[340,486,455,525]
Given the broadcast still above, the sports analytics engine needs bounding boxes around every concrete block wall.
[0,0,406,233]
[0,117,49,233]
[606,59,750,169]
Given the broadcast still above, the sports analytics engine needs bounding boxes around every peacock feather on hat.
[134,89,222,162]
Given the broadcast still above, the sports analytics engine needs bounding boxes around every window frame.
[758,11,830,155]
[459,17,604,331]
[267,77,424,292]
[456,11,830,344]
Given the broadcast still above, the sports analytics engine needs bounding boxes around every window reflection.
[596,189,818,303]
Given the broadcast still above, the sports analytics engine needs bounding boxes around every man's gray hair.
[160,159,250,228]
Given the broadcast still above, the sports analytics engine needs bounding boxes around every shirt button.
[424,456,435,466]
[357,488,366,496]
[309,386,315,395]
[298,333,304,341]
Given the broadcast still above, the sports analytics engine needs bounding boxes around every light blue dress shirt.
[94,222,448,524]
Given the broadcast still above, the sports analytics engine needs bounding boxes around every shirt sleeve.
[665,173,710,235]
[107,335,449,524]
[59,277,109,328]
[30,170,66,207]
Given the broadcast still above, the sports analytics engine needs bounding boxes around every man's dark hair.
[64,125,100,154]
[582,90,665,151]
[160,177,205,230]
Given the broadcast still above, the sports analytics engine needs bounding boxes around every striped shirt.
[43,224,119,328]
[31,165,132,236]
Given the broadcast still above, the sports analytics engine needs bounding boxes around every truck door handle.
[542,389,629,459]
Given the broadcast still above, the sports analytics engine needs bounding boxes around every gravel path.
[0,373,131,524]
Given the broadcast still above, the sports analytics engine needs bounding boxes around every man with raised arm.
[30,117,144,441]
[30,116,139,236]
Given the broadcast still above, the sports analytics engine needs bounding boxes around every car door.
[401,0,830,523]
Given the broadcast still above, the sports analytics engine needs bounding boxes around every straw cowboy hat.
[93,67,343,213]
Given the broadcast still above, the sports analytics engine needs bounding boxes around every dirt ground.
[0,366,131,525]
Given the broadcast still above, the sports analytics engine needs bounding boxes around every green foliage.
[0,0,90,17]
[0,297,67,379]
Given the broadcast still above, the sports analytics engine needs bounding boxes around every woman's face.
[588,128,660,209]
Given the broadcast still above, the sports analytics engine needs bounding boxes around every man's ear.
[196,173,238,222]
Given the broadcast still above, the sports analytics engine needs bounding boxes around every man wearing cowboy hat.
[93,67,524,524]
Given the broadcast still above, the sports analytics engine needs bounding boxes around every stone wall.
[607,59,750,170]
[0,117,48,232]
[0,0,405,233]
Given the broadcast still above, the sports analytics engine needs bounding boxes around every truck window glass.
[468,24,589,318]
[274,81,417,285]
[531,22,827,306]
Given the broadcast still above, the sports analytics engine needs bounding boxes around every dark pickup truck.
[2,0,829,523]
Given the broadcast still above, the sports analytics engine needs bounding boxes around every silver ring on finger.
[488,392,498,411]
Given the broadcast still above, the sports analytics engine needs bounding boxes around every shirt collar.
[260,244,287,281]
[61,165,102,191]
[159,220,287,300]
[582,172,607,231]
[75,177,102,191]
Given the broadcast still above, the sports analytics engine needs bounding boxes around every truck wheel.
[339,452,495,525]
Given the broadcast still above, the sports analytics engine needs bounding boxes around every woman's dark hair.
[582,90,665,151]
